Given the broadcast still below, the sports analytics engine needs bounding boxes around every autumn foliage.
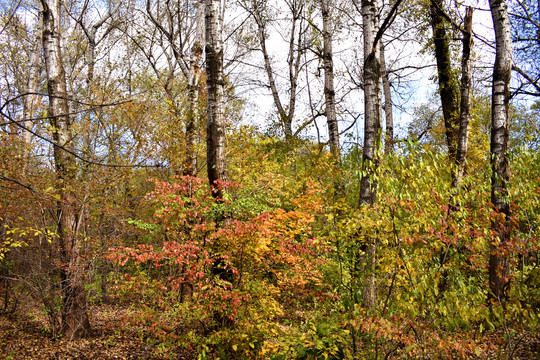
[1,0,539,357]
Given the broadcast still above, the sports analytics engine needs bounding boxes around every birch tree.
[22,12,42,152]
[488,0,513,299]
[380,43,393,154]
[453,7,473,188]
[358,0,382,310]
[205,0,227,197]
[353,0,404,309]
[240,0,309,142]
[319,0,340,159]
[74,0,120,91]
[146,0,205,176]
[0,9,43,154]
[40,0,91,339]
[359,0,381,209]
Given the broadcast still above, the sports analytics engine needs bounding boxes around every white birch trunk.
[359,0,381,206]
[489,0,513,299]
[358,0,382,310]
[320,0,340,160]
[205,0,227,197]
[380,43,393,154]
[22,14,42,151]
[41,0,90,339]
[185,1,205,176]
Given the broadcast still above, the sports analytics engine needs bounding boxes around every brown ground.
[0,305,193,360]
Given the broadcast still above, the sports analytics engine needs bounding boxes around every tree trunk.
[22,13,43,152]
[359,0,382,207]
[430,0,459,164]
[145,0,204,176]
[185,1,205,176]
[453,7,473,188]
[380,43,393,154]
[257,21,291,137]
[78,2,120,305]
[185,82,199,176]
[320,0,340,160]
[284,3,303,141]
[41,0,90,339]
[205,0,227,198]
[359,0,382,310]
[248,0,304,142]
[488,0,513,299]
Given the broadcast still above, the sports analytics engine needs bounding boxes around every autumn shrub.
[107,175,334,358]
[308,141,539,359]
[103,135,540,359]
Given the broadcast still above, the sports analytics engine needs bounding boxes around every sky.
[224,0,500,150]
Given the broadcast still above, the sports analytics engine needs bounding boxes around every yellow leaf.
[232,345,237,351]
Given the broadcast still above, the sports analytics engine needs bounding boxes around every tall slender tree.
[146,0,205,176]
[40,0,91,339]
[22,12,42,152]
[430,0,459,164]
[75,1,121,91]
[320,0,340,160]
[358,0,382,310]
[205,0,227,198]
[240,0,309,142]
[453,7,473,188]
[488,0,513,299]
[359,0,381,208]
[428,2,474,189]
[379,43,393,154]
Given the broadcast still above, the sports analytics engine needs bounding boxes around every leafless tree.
[239,0,310,141]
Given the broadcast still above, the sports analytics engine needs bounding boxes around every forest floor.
[0,303,193,360]
[0,302,539,359]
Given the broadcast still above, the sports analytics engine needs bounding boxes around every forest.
[0,0,539,358]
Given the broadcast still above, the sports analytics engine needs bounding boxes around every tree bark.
[359,0,382,208]
[320,0,340,160]
[257,21,292,137]
[380,43,393,154]
[247,0,305,142]
[22,13,42,152]
[359,0,382,310]
[453,7,473,188]
[488,0,513,299]
[41,0,90,339]
[145,0,204,176]
[78,2,120,89]
[185,1,205,176]
[205,0,227,198]
[430,0,459,163]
